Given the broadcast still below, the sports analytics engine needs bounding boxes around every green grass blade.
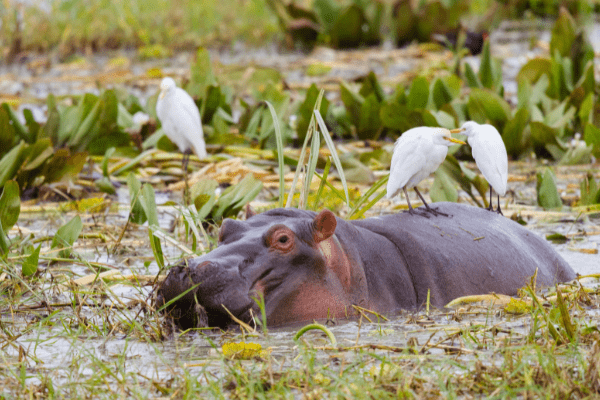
[302,123,320,209]
[314,109,350,207]
[312,157,332,210]
[348,174,389,219]
[264,101,285,208]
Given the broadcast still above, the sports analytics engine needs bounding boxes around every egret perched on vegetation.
[156,77,207,172]
[386,127,465,216]
[458,121,508,215]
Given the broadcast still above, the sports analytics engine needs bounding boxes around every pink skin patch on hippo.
[316,235,353,291]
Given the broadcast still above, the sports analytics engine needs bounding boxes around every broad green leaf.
[478,40,493,89]
[190,179,218,220]
[200,85,223,124]
[340,81,364,127]
[359,71,385,102]
[431,78,453,110]
[357,93,381,140]
[140,184,164,268]
[559,141,592,165]
[517,58,552,86]
[51,216,83,258]
[102,147,116,177]
[313,0,340,31]
[2,103,32,144]
[580,173,600,205]
[188,47,216,98]
[0,181,20,232]
[550,8,576,58]
[0,105,16,157]
[578,93,594,125]
[0,221,9,255]
[296,84,330,143]
[502,107,529,159]
[536,168,562,210]
[467,88,510,129]
[22,138,53,171]
[213,174,263,220]
[530,121,566,160]
[330,4,364,49]
[23,109,40,143]
[127,173,147,224]
[22,244,40,276]
[464,62,481,88]
[430,168,458,203]
[584,123,600,158]
[41,149,88,184]
[0,141,28,189]
[117,103,134,129]
[407,76,429,109]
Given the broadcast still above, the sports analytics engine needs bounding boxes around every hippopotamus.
[156,203,575,329]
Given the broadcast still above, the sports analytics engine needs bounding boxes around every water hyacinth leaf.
[102,147,116,177]
[315,109,350,207]
[407,76,429,109]
[22,138,53,171]
[530,121,565,160]
[117,102,134,129]
[51,216,83,258]
[579,173,600,205]
[69,95,102,150]
[0,105,16,157]
[329,4,364,48]
[296,84,330,143]
[0,181,20,232]
[0,141,28,189]
[0,223,9,255]
[340,81,364,124]
[467,88,510,129]
[550,8,576,59]
[188,47,216,99]
[213,174,263,220]
[22,244,41,277]
[313,0,340,32]
[478,40,493,89]
[559,141,593,165]
[584,123,600,158]
[536,168,562,210]
[264,100,286,208]
[200,85,222,124]
[463,62,481,88]
[359,71,385,102]
[502,107,529,159]
[127,173,147,224]
[140,184,164,268]
[357,93,381,140]
[23,109,40,142]
[2,103,32,144]
[431,78,453,110]
[190,179,218,220]
[431,169,458,203]
[517,58,553,86]
[41,149,88,184]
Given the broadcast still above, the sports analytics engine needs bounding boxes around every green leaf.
[584,123,600,159]
[463,62,481,88]
[0,104,16,157]
[102,147,116,178]
[467,88,511,130]
[213,174,263,220]
[140,184,164,268]
[0,221,9,255]
[127,173,147,224]
[530,121,566,160]
[517,58,553,86]
[2,103,32,144]
[330,4,364,49]
[431,78,454,110]
[0,141,28,189]
[357,93,381,140]
[478,40,493,89]
[0,181,20,233]
[580,173,600,205]
[190,179,218,220]
[296,84,330,143]
[502,107,529,159]
[407,76,429,109]
[430,168,458,203]
[188,47,216,98]
[536,168,562,210]
[51,216,83,258]
[264,100,286,208]
[22,244,40,276]
[359,71,385,102]
[550,8,576,59]
[340,81,364,128]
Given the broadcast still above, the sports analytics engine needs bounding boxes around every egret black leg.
[403,187,429,218]
[496,194,503,216]
[414,187,448,217]
[414,187,446,217]
[487,186,494,211]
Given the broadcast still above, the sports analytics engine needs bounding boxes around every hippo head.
[156,208,368,329]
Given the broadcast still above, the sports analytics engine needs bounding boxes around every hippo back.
[351,202,575,308]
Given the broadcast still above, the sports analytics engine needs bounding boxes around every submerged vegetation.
[1,1,600,398]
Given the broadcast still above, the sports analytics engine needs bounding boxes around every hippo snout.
[155,260,254,330]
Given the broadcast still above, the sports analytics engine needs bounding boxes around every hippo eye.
[278,236,288,244]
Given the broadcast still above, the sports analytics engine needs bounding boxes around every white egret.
[386,127,465,216]
[156,77,207,172]
[458,121,508,215]
[156,77,207,201]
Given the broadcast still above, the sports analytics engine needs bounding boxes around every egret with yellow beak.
[386,127,465,216]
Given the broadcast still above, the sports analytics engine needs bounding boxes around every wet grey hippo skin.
[156,203,575,328]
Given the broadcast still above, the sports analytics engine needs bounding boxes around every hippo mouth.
[155,262,257,330]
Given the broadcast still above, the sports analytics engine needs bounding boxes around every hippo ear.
[312,209,337,243]
[245,204,257,219]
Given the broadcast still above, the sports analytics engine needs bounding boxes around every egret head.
[159,77,176,99]
[434,128,466,147]
[458,121,481,137]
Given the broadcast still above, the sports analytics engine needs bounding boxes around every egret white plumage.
[156,77,207,172]
[458,121,508,215]
[386,127,465,216]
